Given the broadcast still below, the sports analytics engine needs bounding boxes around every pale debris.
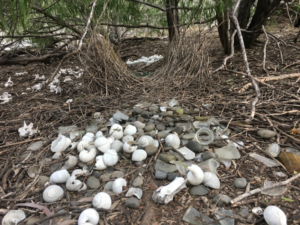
[126,55,163,67]
[66,99,73,103]
[4,77,13,87]
[15,72,28,76]
[49,77,62,94]
[64,76,73,83]
[18,121,37,138]
[0,92,12,104]
[32,83,44,91]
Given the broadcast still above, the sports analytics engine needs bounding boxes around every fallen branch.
[231,172,300,204]
[230,0,260,120]
[262,26,269,75]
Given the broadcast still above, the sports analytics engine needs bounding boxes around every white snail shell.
[79,146,97,163]
[138,135,154,148]
[123,125,137,136]
[112,178,127,194]
[94,137,111,153]
[95,131,103,138]
[77,140,89,152]
[122,135,134,144]
[123,141,138,153]
[111,140,123,153]
[82,132,95,142]
[66,176,87,192]
[43,185,64,202]
[132,149,147,161]
[50,169,70,183]
[2,210,26,225]
[109,124,123,140]
[51,134,71,153]
[103,149,118,166]
[187,165,204,186]
[95,155,107,170]
[165,134,180,149]
[92,192,112,209]
[62,155,78,170]
[203,172,220,189]
[78,208,99,225]
[264,206,287,225]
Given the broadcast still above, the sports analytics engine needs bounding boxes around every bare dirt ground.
[0,14,300,225]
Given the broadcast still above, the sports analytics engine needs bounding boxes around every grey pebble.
[145,123,155,132]
[125,197,140,209]
[132,176,143,187]
[156,123,166,131]
[257,129,276,139]
[212,194,232,207]
[155,170,167,180]
[186,140,205,153]
[234,178,247,188]
[167,172,181,181]
[202,151,216,161]
[111,171,124,179]
[87,176,101,189]
[145,145,158,156]
[158,153,176,163]
[190,185,209,196]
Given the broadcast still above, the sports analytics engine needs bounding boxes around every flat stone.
[104,181,114,191]
[156,123,166,131]
[158,153,176,163]
[180,115,192,121]
[145,123,155,132]
[145,145,158,156]
[155,170,167,180]
[111,171,124,179]
[212,194,232,207]
[26,217,40,225]
[172,126,183,135]
[137,116,144,123]
[190,185,209,196]
[157,130,171,138]
[87,176,100,189]
[182,133,195,140]
[202,151,217,161]
[167,172,181,181]
[92,171,101,178]
[257,129,276,139]
[165,117,174,122]
[234,178,247,188]
[38,176,49,186]
[141,111,150,119]
[134,108,143,114]
[186,140,205,153]
[132,176,143,187]
[125,197,140,209]
[100,173,111,181]
[133,121,145,129]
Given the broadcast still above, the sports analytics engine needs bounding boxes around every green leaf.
[178,160,188,169]
[75,95,85,100]
[281,197,293,202]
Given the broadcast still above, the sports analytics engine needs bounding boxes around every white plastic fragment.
[126,187,143,199]
[48,77,62,94]
[152,177,187,204]
[18,121,37,137]
[126,55,163,67]
[66,99,73,103]
[4,77,13,87]
[0,92,12,104]
[63,76,73,82]
[31,83,44,91]
[15,72,28,76]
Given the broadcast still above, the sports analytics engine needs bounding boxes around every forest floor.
[0,14,300,225]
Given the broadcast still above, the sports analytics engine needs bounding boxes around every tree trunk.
[243,0,281,48]
[216,9,230,54]
[166,0,179,42]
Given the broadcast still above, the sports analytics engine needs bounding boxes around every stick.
[262,25,269,75]
[0,137,43,149]
[230,0,260,120]
[230,172,300,204]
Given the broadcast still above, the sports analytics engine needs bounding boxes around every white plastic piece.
[78,208,99,225]
[2,210,26,225]
[126,55,163,67]
[112,178,127,194]
[95,155,107,170]
[92,192,112,209]
[263,206,287,225]
[43,185,64,202]
[103,149,118,166]
[66,99,73,103]
[126,187,143,199]
[0,92,12,104]
[187,165,204,186]
[50,170,70,183]
[109,124,123,140]
[152,177,187,204]
[132,149,147,161]
[31,83,43,92]
[4,77,13,87]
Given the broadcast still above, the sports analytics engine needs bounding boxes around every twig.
[230,172,300,204]
[262,26,269,75]
[220,117,233,136]
[0,137,43,149]
[213,30,237,73]
[268,34,284,64]
[230,0,260,120]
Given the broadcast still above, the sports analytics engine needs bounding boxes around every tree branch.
[262,25,269,75]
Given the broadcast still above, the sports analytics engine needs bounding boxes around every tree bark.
[166,0,179,42]
[243,0,281,48]
[216,9,230,54]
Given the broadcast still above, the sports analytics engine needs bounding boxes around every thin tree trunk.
[216,9,230,54]
[166,0,179,42]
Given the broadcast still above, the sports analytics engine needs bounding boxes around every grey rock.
[172,126,183,135]
[38,176,49,186]
[214,208,234,225]
[104,167,115,174]
[134,161,144,167]
[182,133,195,140]
[165,117,174,122]
[113,111,129,122]
[155,170,167,180]
[104,181,114,191]
[141,111,150,119]
[234,178,247,188]
[111,171,124,179]
[202,151,217,161]
[125,197,140,209]
[190,185,209,196]
[133,121,145,129]
[145,123,155,132]
[186,141,205,153]
[132,176,143,187]
[87,176,100,189]
[134,108,143,114]
[182,206,201,225]
[158,153,176,163]
[137,116,144,123]
[157,130,171,138]
[100,173,111,181]
[50,162,62,171]
[154,159,177,173]
[156,123,166,131]
[92,171,101,178]
[145,145,158,156]
[257,129,276,139]
[180,115,192,121]
[238,207,249,218]
[167,172,181,181]
[212,194,232,207]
